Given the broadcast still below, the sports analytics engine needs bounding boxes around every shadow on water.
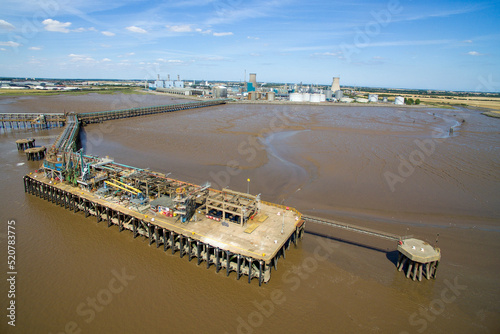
[305,230,400,267]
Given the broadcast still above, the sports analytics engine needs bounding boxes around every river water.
[1,94,499,333]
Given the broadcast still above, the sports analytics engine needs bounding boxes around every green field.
[0,87,147,97]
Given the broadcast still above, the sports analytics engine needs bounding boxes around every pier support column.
[226,251,231,276]
[412,263,418,281]
[84,200,88,218]
[179,236,184,258]
[206,245,211,269]
[163,229,169,252]
[398,256,408,272]
[406,261,413,279]
[259,261,263,286]
[188,238,192,261]
[215,248,220,273]
[148,223,152,245]
[196,241,201,265]
[155,226,160,248]
[170,232,175,255]
[96,205,100,223]
[107,208,111,227]
[237,255,241,280]
[133,219,138,238]
[248,258,252,284]
[118,213,123,232]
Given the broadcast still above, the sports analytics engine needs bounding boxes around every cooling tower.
[249,73,257,88]
[331,77,340,92]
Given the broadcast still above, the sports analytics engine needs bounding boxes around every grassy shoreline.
[0,87,146,97]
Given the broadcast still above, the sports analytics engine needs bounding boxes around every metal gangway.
[52,113,79,152]
[302,215,403,242]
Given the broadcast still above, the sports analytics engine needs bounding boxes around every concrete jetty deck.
[24,170,304,285]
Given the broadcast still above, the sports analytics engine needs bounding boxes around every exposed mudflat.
[1,95,499,333]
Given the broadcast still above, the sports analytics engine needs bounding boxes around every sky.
[0,0,499,91]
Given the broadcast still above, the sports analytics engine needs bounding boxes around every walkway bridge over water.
[0,99,228,130]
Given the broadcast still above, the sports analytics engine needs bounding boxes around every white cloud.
[158,58,184,64]
[207,0,282,25]
[0,48,6,51]
[247,36,260,40]
[462,40,473,43]
[195,28,212,34]
[0,19,15,30]
[126,26,147,34]
[42,19,72,33]
[88,27,97,32]
[126,52,135,56]
[0,41,21,47]
[101,58,111,62]
[250,53,261,57]
[102,31,115,37]
[467,51,484,56]
[213,32,233,37]
[312,51,343,59]
[166,25,192,32]
[29,46,42,50]
[68,53,95,63]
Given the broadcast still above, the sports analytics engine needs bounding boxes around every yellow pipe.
[112,179,142,193]
[105,180,139,194]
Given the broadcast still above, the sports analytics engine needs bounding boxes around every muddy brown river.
[1,93,499,333]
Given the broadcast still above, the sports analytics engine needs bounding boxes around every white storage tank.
[355,97,369,103]
[368,94,378,102]
[302,93,311,102]
[395,96,405,105]
[310,94,321,103]
[340,97,354,103]
[320,94,326,102]
[290,93,303,102]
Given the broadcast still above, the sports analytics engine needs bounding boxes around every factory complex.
[146,74,407,105]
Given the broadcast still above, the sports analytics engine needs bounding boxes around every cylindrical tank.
[302,93,311,102]
[267,92,275,101]
[368,94,378,102]
[355,97,369,103]
[319,94,326,102]
[290,93,303,102]
[310,94,321,103]
[395,96,404,105]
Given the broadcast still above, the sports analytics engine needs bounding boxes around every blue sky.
[0,0,499,91]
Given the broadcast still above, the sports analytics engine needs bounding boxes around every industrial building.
[149,74,185,90]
